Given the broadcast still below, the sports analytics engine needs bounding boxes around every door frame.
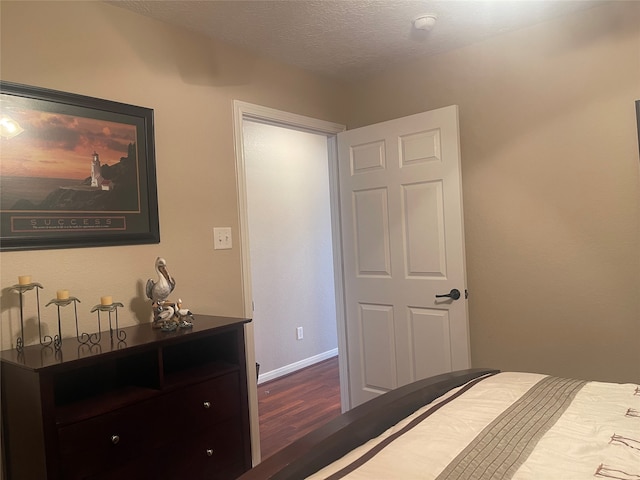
[232,101,349,464]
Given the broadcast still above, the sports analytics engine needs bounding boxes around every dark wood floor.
[258,356,341,459]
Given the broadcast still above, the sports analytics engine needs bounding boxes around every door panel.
[402,181,446,278]
[338,105,469,407]
[351,140,386,173]
[408,307,453,379]
[360,303,396,393]
[353,188,391,276]
[400,128,441,165]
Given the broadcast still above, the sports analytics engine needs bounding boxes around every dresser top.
[0,314,251,372]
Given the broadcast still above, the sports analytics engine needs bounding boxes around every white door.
[338,105,470,407]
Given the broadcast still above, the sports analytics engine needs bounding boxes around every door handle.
[435,289,461,300]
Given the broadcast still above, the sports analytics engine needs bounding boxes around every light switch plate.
[213,227,232,250]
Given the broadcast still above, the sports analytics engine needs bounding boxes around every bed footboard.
[239,368,499,480]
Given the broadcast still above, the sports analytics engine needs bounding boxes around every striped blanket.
[307,372,640,479]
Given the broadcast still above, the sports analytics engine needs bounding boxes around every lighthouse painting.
[0,81,159,251]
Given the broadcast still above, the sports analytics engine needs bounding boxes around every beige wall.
[348,2,640,382]
[1,0,638,386]
[0,1,349,349]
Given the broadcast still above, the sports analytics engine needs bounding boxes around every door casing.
[232,101,347,464]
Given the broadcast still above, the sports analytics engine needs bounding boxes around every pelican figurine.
[176,298,194,319]
[176,298,194,327]
[154,303,176,322]
[146,257,176,303]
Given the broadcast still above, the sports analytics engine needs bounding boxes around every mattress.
[307,372,640,479]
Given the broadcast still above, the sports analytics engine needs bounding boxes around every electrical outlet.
[296,327,303,340]
[213,227,232,250]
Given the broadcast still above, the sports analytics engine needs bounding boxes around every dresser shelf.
[1,314,252,480]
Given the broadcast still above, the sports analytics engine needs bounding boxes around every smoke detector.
[413,14,437,31]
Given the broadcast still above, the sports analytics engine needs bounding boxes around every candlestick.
[88,301,127,345]
[10,281,46,351]
[46,295,81,351]
[100,296,113,306]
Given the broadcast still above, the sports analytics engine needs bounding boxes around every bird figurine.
[154,303,176,322]
[153,302,179,331]
[176,298,194,328]
[146,257,176,304]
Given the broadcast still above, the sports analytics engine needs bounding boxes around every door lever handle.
[435,289,461,300]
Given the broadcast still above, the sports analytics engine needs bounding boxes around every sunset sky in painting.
[0,105,137,180]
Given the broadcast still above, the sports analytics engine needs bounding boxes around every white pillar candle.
[100,296,113,306]
[56,290,69,300]
[18,275,31,285]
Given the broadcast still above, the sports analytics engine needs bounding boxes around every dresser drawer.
[58,399,163,479]
[160,371,241,434]
[57,372,242,479]
[158,417,247,480]
[87,418,247,480]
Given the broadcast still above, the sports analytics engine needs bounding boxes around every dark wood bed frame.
[239,368,499,480]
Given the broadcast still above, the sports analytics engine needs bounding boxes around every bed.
[238,368,640,479]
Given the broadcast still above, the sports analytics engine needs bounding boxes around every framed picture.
[0,82,159,251]
[636,100,640,159]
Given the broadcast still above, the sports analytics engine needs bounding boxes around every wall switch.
[296,327,303,340]
[213,227,232,250]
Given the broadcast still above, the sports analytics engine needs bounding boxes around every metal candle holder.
[9,282,128,352]
[45,296,82,351]
[10,282,45,352]
[87,302,127,345]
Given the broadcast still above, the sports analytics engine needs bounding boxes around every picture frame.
[636,100,640,159]
[0,81,159,251]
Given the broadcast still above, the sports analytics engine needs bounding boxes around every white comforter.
[308,372,640,479]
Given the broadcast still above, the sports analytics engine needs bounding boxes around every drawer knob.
[111,435,120,445]
[206,449,213,457]
[203,401,211,409]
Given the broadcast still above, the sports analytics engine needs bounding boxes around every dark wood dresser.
[1,315,252,480]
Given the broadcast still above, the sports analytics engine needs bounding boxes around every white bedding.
[307,372,640,479]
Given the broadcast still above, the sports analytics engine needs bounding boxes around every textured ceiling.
[109,0,603,82]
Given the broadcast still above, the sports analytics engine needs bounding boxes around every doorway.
[233,101,347,463]
[243,119,338,382]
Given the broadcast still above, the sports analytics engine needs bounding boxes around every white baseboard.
[257,348,338,385]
